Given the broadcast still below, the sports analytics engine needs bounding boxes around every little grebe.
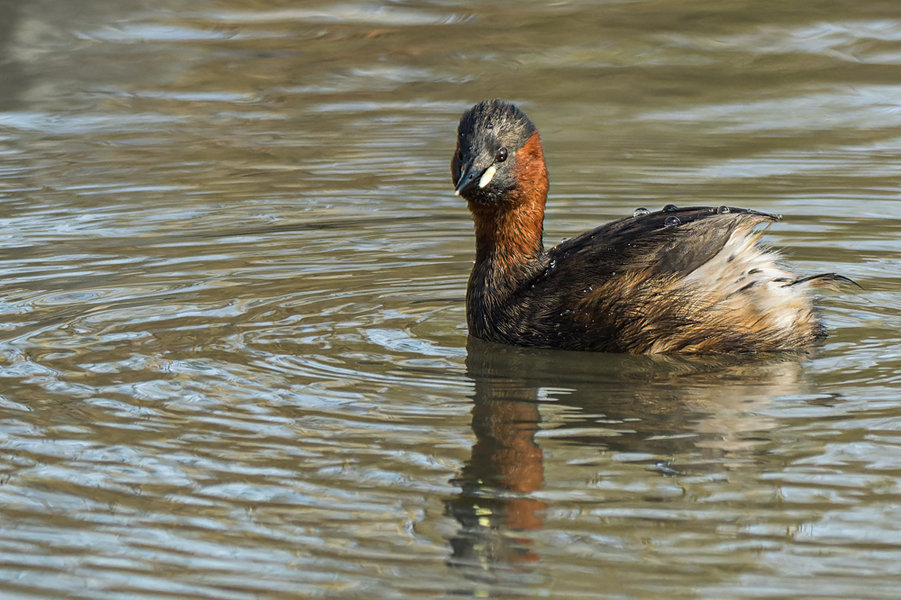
[452,99,850,353]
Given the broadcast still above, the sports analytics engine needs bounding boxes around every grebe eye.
[496,147,508,162]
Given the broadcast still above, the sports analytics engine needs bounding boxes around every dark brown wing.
[545,206,779,280]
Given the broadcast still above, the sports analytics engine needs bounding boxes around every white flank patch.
[478,166,497,189]
[683,227,808,331]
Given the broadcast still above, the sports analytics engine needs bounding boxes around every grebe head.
[452,100,545,205]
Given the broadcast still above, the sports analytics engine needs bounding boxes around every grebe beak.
[454,161,492,196]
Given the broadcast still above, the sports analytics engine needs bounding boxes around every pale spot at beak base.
[478,166,497,189]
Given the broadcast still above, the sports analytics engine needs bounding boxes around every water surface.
[0,1,899,598]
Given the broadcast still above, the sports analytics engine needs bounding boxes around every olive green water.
[0,1,899,598]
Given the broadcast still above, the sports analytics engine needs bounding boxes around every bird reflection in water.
[447,337,826,583]
[447,360,546,577]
